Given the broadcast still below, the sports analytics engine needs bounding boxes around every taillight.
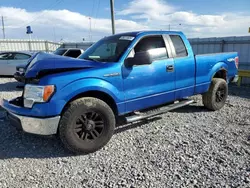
[235,56,239,69]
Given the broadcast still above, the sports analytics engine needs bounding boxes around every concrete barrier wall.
[0,39,61,52]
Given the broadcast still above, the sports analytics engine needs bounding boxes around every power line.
[89,17,92,42]
[90,0,96,18]
[88,0,97,41]
[15,0,64,29]
[95,0,101,19]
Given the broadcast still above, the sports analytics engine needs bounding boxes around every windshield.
[79,35,135,62]
[54,49,67,55]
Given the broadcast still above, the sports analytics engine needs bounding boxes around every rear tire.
[202,78,228,111]
[59,97,115,154]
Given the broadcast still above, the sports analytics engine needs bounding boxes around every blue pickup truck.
[1,31,239,154]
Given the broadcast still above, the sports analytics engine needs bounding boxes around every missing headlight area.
[9,97,24,107]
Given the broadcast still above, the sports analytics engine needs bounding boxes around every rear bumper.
[231,75,239,83]
[1,98,60,135]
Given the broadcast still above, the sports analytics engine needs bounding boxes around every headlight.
[23,84,55,108]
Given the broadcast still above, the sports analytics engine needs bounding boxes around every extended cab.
[1,31,239,154]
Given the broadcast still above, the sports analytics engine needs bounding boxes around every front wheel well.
[62,91,118,116]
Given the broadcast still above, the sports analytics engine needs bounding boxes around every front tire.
[202,78,228,111]
[59,97,115,154]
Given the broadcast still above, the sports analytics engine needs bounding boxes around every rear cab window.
[170,35,188,58]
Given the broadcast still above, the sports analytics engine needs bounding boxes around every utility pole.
[110,0,115,34]
[1,16,5,39]
[89,17,92,41]
[168,24,170,31]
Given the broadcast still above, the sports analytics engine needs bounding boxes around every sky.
[0,0,250,42]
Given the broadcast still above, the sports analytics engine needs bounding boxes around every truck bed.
[195,52,238,84]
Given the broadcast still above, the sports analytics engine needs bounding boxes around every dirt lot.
[0,78,249,188]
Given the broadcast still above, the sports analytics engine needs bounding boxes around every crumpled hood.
[25,52,103,78]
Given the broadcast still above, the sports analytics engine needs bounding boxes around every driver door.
[122,35,175,113]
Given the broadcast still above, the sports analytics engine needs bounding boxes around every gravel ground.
[0,78,249,188]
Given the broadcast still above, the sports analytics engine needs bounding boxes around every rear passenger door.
[168,35,195,99]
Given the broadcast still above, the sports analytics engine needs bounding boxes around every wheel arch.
[212,68,227,81]
[210,62,228,81]
[61,90,119,117]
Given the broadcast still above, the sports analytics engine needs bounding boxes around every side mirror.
[125,51,152,67]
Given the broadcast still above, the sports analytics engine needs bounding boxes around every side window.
[170,35,188,57]
[14,53,31,60]
[0,53,14,60]
[64,50,82,58]
[134,36,168,60]
[0,53,10,60]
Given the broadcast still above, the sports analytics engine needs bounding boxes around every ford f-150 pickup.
[0,31,239,154]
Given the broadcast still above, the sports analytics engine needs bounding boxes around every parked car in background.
[14,52,39,82]
[0,51,33,76]
[53,48,84,58]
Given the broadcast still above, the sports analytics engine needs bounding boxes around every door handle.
[166,65,174,72]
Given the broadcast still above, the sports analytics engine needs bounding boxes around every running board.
[125,99,194,123]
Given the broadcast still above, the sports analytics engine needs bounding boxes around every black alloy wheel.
[74,111,104,141]
[59,97,116,154]
[215,86,226,103]
[202,78,228,111]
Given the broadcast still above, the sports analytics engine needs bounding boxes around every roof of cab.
[113,30,184,37]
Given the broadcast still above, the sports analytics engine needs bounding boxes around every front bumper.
[1,99,60,135]
[7,112,60,135]
[14,72,25,83]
